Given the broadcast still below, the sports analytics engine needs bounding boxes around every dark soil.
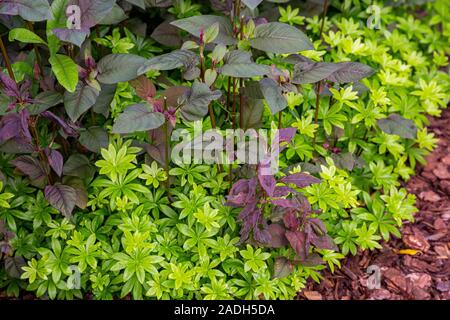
[299,108,450,300]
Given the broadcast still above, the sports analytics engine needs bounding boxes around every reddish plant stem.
[200,43,217,129]
[319,0,329,41]
[239,79,244,128]
[278,111,283,129]
[0,36,15,80]
[26,22,43,77]
[226,77,232,122]
[313,81,322,147]
[29,117,54,185]
[163,97,171,198]
[232,78,237,130]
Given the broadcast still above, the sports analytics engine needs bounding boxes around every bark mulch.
[299,108,450,300]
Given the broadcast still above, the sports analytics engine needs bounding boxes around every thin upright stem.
[29,117,54,185]
[239,79,244,128]
[278,111,283,129]
[232,79,237,130]
[0,36,15,80]
[313,81,322,146]
[26,22,43,77]
[226,77,232,122]
[319,0,329,41]
[163,97,171,198]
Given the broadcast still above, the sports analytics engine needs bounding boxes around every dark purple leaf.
[70,0,116,29]
[293,253,324,266]
[273,257,293,279]
[97,54,147,84]
[130,75,156,101]
[44,184,77,218]
[112,104,165,134]
[0,72,20,98]
[92,83,116,116]
[253,214,271,244]
[28,91,63,115]
[18,109,32,142]
[53,28,90,47]
[286,230,308,260]
[259,77,287,115]
[267,223,289,248]
[138,50,199,74]
[5,256,25,278]
[283,211,300,230]
[170,15,236,45]
[79,126,109,153]
[226,178,258,207]
[327,62,375,83]
[271,199,299,209]
[180,82,221,122]
[240,90,264,130]
[292,61,341,84]
[151,20,183,47]
[0,0,53,21]
[377,114,418,139]
[11,155,47,188]
[64,82,100,122]
[161,85,189,108]
[45,148,63,177]
[258,164,276,197]
[276,127,297,145]
[41,111,78,137]
[0,137,33,154]
[309,233,337,251]
[0,113,21,143]
[63,176,88,209]
[273,186,295,197]
[63,154,95,181]
[280,172,321,189]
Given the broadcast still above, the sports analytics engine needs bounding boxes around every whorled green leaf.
[49,54,78,93]
[97,54,147,84]
[250,22,313,54]
[64,83,100,122]
[170,15,236,45]
[79,127,109,153]
[112,104,165,134]
[180,82,222,122]
[377,114,418,139]
[259,78,287,114]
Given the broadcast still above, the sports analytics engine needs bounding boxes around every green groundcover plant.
[0,0,448,299]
